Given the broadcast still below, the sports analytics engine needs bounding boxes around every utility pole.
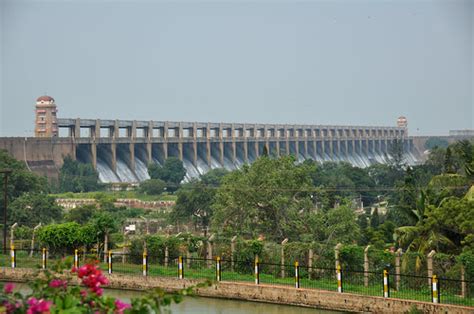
[1,169,12,254]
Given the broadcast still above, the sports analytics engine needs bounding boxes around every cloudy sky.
[1,0,472,136]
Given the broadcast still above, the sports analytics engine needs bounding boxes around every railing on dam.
[57,118,407,141]
[2,248,472,308]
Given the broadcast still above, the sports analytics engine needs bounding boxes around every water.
[9,283,342,314]
[96,158,120,183]
[106,289,343,314]
[93,145,420,183]
[115,159,138,182]
[182,158,201,181]
[135,158,150,182]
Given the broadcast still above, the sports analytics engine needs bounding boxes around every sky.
[1,0,472,137]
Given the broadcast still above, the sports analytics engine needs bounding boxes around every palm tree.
[394,197,456,272]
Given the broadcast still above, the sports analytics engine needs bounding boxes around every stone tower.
[35,95,58,137]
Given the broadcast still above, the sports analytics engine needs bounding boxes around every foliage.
[0,260,207,313]
[9,194,63,226]
[234,239,264,263]
[424,137,449,150]
[13,226,33,240]
[65,205,96,225]
[211,156,314,241]
[59,156,101,193]
[308,161,377,208]
[388,138,406,169]
[138,179,166,195]
[129,234,182,263]
[0,150,49,215]
[339,245,364,270]
[37,222,95,254]
[148,157,186,192]
[172,169,228,229]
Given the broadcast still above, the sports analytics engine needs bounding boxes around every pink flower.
[75,264,109,296]
[3,283,15,294]
[49,279,67,289]
[26,298,52,314]
[114,299,131,313]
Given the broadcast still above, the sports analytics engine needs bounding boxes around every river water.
[6,282,343,313]
[107,288,342,314]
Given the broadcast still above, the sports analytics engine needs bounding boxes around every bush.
[139,179,166,195]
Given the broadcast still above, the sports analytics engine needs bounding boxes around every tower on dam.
[35,95,58,137]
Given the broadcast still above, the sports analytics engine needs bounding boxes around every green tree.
[89,211,116,254]
[139,179,166,195]
[59,156,100,192]
[370,208,380,228]
[9,194,63,226]
[148,157,186,191]
[0,149,49,209]
[211,156,314,241]
[388,139,406,169]
[65,205,96,225]
[37,222,95,254]
[444,147,456,174]
[323,205,361,244]
[171,169,227,230]
[424,137,449,150]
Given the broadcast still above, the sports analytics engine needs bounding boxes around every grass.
[50,191,177,202]
[1,253,472,308]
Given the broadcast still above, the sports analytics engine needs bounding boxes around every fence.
[0,248,472,308]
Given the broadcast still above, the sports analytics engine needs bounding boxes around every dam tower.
[35,95,58,137]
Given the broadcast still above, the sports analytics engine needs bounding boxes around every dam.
[54,118,418,183]
[0,96,424,183]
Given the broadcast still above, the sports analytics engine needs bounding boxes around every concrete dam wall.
[1,118,421,183]
[0,119,419,182]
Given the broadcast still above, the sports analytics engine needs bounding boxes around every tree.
[370,208,380,228]
[0,149,48,204]
[309,161,377,208]
[388,139,406,169]
[37,222,95,254]
[427,174,469,206]
[89,211,116,256]
[9,194,63,226]
[171,169,227,230]
[65,205,96,225]
[323,205,361,245]
[148,157,186,191]
[59,156,100,193]
[424,137,449,150]
[139,179,166,195]
[394,196,472,271]
[211,156,314,241]
[444,147,455,174]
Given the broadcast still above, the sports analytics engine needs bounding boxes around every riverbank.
[1,268,472,313]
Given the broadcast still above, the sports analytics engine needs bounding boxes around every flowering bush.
[0,258,209,313]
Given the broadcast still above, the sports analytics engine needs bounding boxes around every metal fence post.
[295,261,300,288]
[432,275,439,303]
[142,250,148,277]
[10,245,15,269]
[108,251,112,275]
[383,269,390,298]
[216,256,221,282]
[42,248,47,270]
[254,257,259,285]
[178,256,184,279]
[74,249,79,269]
[336,265,343,293]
